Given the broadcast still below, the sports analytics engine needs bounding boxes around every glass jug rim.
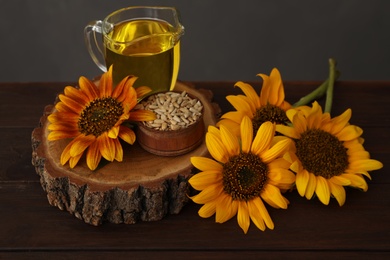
[101,6,184,44]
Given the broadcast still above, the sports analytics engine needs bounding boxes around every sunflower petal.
[330,175,352,186]
[188,170,223,190]
[240,116,253,153]
[275,124,299,139]
[135,86,153,99]
[261,138,292,164]
[296,169,310,197]
[69,135,95,157]
[190,156,223,172]
[78,76,99,100]
[342,173,368,191]
[217,118,241,137]
[307,101,322,129]
[253,197,274,230]
[257,73,271,105]
[99,65,113,97]
[118,82,132,104]
[54,102,76,113]
[305,172,317,199]
[240,94,257,112]
[64,86,89,106]
[60,142,72,166]
[336,125,363,141]
[268,168,295,188]
[237,201,250,234]
[69,152,83,168]
[268,157,292,171]
[292,110,308,135]
[86,140,102,171]
[328,108,352,135]
[216,194,237,223]
[220,111,246,124]
[262,184,288,209]
[216,116,242,136]
[268,68,284,105]
[47,120,78,131]
[328,180,346,206]
[290,160,301,173]
[122,86,138,111]
[108,125,120,139]
[206,131,229,163]
[251,122,274,155]
[247,199,266,231]
[220,125,240,157]
[113,138,123,162]
[351,170,372,180]
[226,95,253,115]
[315,176,330,205]
[235,81,260,107]
[48,111,73,123]
[118,125,136,145]
[48,130,80,141]
[207,125,221,138]
[260,192,279,208]
[198,201,216,218]
[116,77,138,103]
[98,133,115,161]
[190,183,223,204]
[129,110,156,122]
[349,159,383,172]
[58,94,84,114]
[285,109,297,122]
[348,150,370,161]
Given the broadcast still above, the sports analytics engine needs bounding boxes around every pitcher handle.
[84,20,107,72]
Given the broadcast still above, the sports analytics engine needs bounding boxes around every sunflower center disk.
[78,97,123,137]
[295,129,349,178]
[223,152,268,201]
[253,104,288,133]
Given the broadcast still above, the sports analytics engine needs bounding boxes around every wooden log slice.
[31,82,219,226]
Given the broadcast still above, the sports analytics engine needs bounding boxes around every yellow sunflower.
[47,65,156,170]
[218,68,291,136]
[276,101,383,206]
[189,116,295,233]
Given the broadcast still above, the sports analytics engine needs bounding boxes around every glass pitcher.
[84,6,184,94]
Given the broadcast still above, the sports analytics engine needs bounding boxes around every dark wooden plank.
[2,82,388,183]
[0,181,389,251]
[0,82,73,127]
[0,128,37,181]
[192,81,390,127]
[1,251,389,260]
[0,81,389,256]
[1,126,387,184]
[1,81,390,127]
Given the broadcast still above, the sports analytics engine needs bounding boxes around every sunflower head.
[189,116,295,233]
[218,68,291,136]
[47,65,156,170]
[276,101,383,206]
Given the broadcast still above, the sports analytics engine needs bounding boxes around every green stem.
[292,79,329,107]
[324,58,337,113]
[292,59,339,108]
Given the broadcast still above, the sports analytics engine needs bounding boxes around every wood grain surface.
[0,81,389,259]
[31,82,218,225]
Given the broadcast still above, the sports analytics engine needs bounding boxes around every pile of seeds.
[136,91,203,131]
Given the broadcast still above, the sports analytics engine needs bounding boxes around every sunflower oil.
[104,19,180,94]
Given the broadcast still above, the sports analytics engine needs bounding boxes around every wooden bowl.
[136,91,205,156]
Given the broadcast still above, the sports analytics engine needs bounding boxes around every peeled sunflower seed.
[139,91,203,131]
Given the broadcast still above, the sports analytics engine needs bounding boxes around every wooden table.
[0,80,389,259]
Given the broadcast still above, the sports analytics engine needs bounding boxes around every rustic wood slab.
[31,81,218,226]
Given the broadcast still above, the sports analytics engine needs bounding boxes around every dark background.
[1,0,389,83]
